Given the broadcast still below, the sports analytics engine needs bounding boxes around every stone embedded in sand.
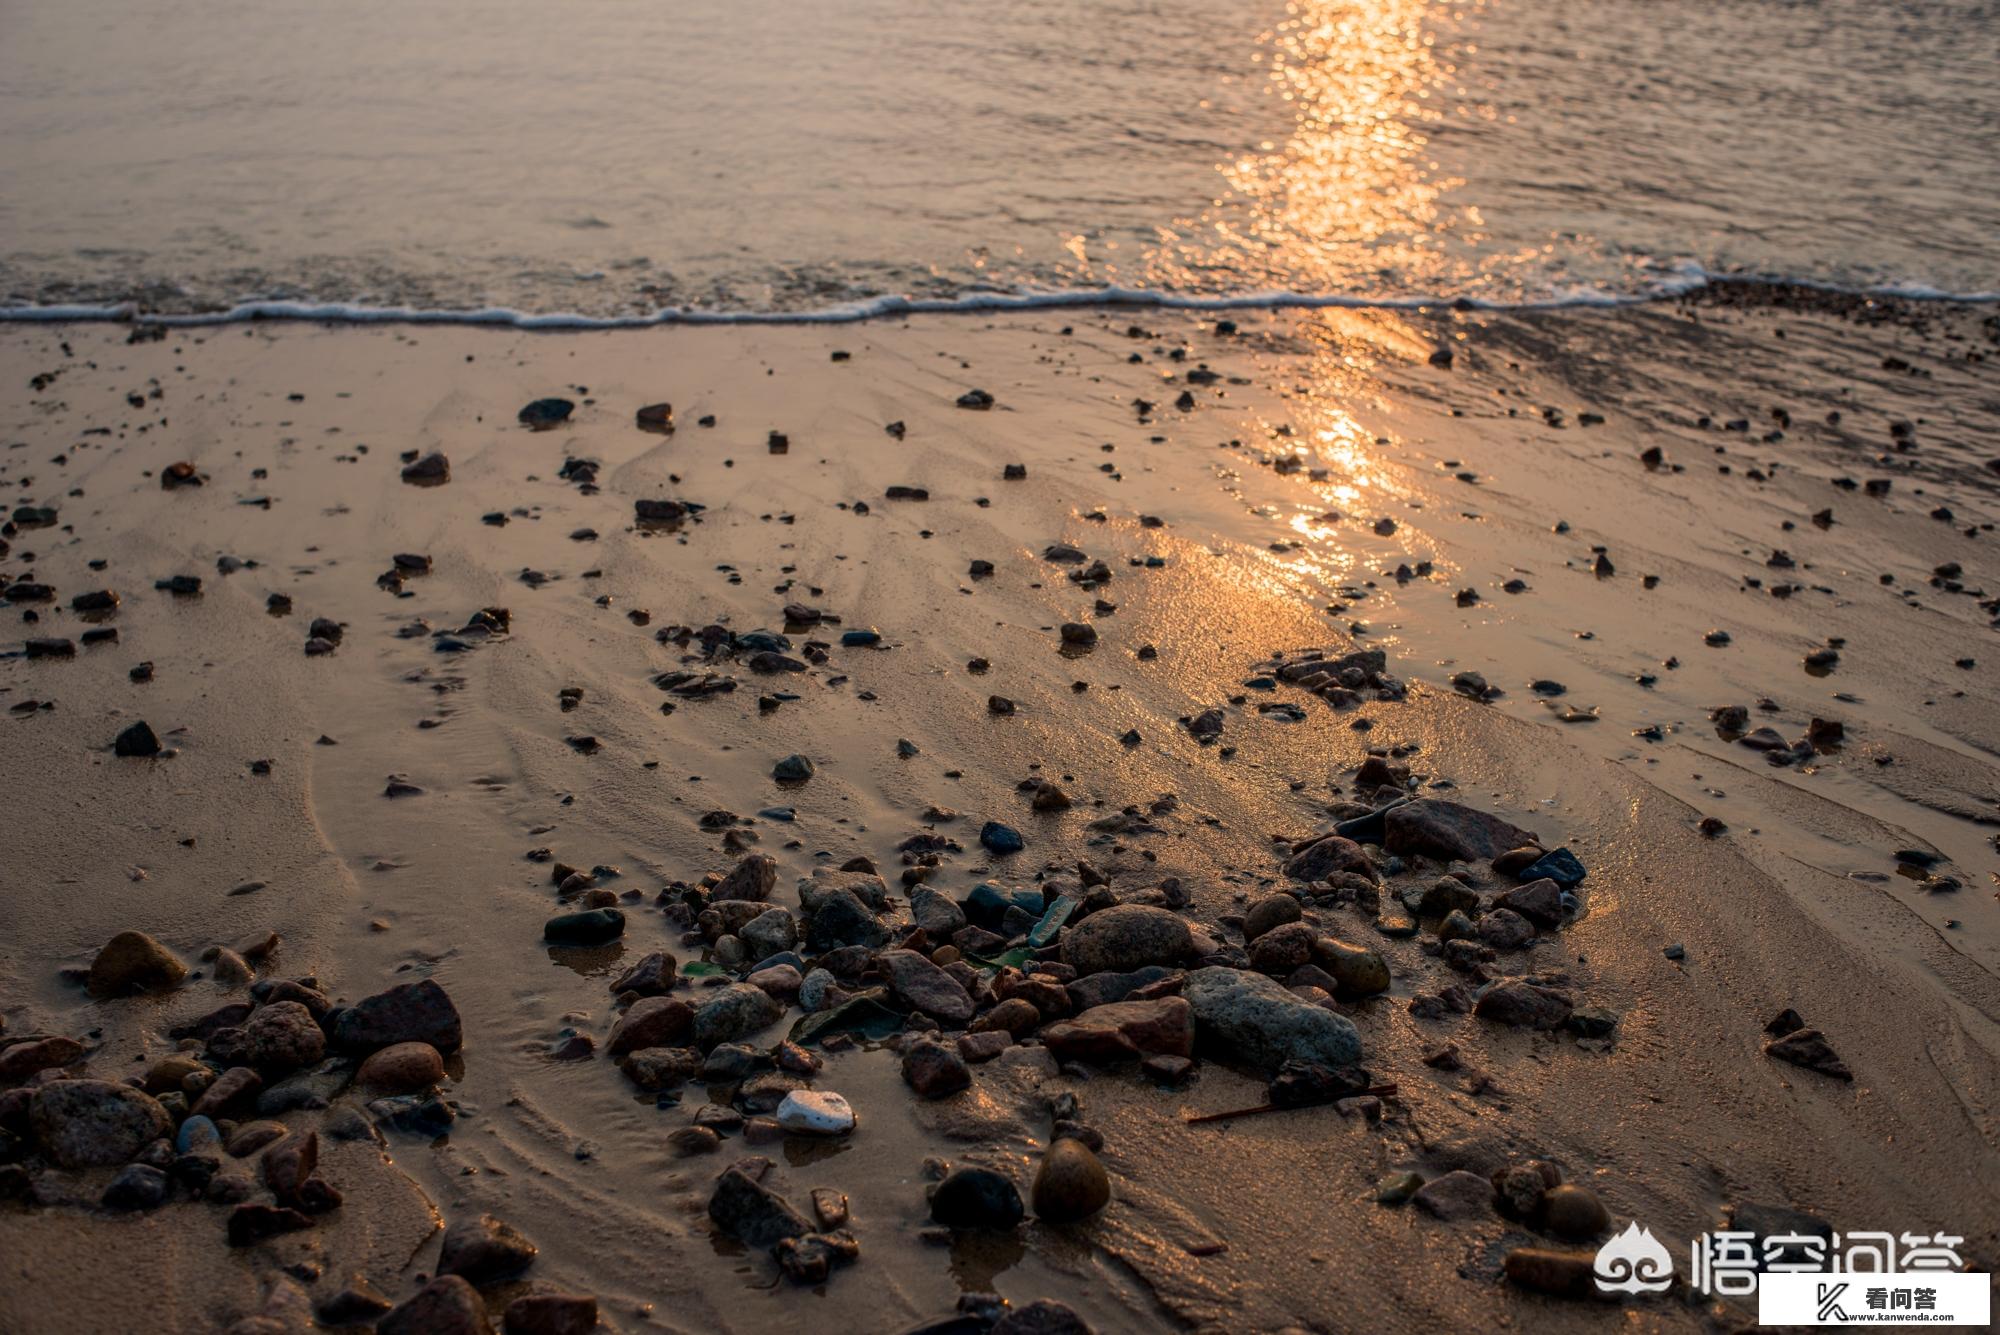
[1473,980,1573,1029]
[0,1036,83,1082]
[332,978,464,1055]
[378,1276,489,1335]
[1317,938,1390,997]
[1040,998,1193,1064]
[400,451,450,483]
[544,908,625,945]
[1032,1138,1111,1223]
[608,996,694,1055]
[226,1202,315,1248]
[693,983,783,1051]
[979,820,1024,853]
[712,853,778,902]
[87,929,186,996]
[709,1162,812,1247]
[902,1038,971,1098]
[226,1000,326,1076]
[635,402,674,434]
[1282,833,1375,883]
[1183,966,1362,1072]
[439,1212,539,1284]
[1541,1183,1612,1240]
[1413,1169,1495,1221]
[1061,904,1193,976]
[358,1041,445,1094]
[1764,1027,1852,1080]
[1242,894,1303,942]
[877,949,976,1024]
[111,720,162,758]
[619,1046,702,1090]
[30,1080,172,1167]
[503,1293,599,1335]
[775,1089,855,1135]
[1384,799,1537,863]
[261,1128,318,1205]
[931,1167,1024,1230]
[518,397,574,429]
[1503,1247,1598,1297]
[773,753,815,782]
[102,1163,169,1211]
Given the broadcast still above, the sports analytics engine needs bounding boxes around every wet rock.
[713,853,778,902]
[1283,835,1374,882]
[503,1293,599,1335]
[693,984,783,1050]
[878,949,976,1024]
[1764,1028,1852,1080]
[1383,800,1536,862]
[609,997,695,1055]
[774,1090,855,1135]
[379,1276,490,1335]
[358,1042,445,1094]
[930,1167,1023,1230]
[979,821,1025,854]
[1031,1138,1111,1223]
[1061,905,1192,975]
[902,1039,971,1098]
[610,951,677,996]
[331,979,464,1055]
[1183,967,1362,1072]
[622,1047,701,1090]
[439,1212,539,1284]
[1519,848,1587,887]
[315,1279,395,1326]
[87,930,186,996]
[1473,981,1573,1029]
[773,754,815,782]
[1413,1170,1495,1221]
[544,908,625,945]
[519,397,574,429]
[260,1129,319,1206]
[101,1162,169,1210]
[1542,1183,1612,1240]
[709,1162,812,1246]
[31,1080,172,1167]
[1041,998,1193,1063]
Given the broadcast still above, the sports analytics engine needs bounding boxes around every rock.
[806,887,888,952]
[712,854,778,903]
[1519,848,1587,887]
[0,1036,83,1081]
[775,1090,855,1135]
[773,754,815,782]
[1065,965,1174,1011]
[740,909,797,961]
[1317,939,1390,996]
[610,951,676,996]
[980,821,1025,855]
[1764,1028,1852,1080]
[992,1301,1094,1335]
[87,930,186,996]
[608,997,694,1055]
[1416,878,1479,918]
[190,1067,263,1120]
[1476,908,1536,950]
[1542,1183,1612,1240]
[503,1293,599,1335]
[910,886,968,937]
[379,1276,491,1335]
[316,1279,396,1325]
[101,1162,169,1210]
[1248,922,1315,975]
[902,1039,971,1098]
[1413,1170,1495,1221]
[439,1212,539,1284]
[260,1129,319,1206]
[709,1163,812,1246]
[1242,895,1302,941]
[1032,1139,1110,1222]
[518,397,574,429]
[1061,905,1192,976]
[358,1042,445,1094]
[1384,800,1536,862]
[233,1001,326,1075]
[1041,998,1193,1063]
[226,1202,315,1247]
[1494,878,1564,927]
[544,908,624,945]
[30,1080,172,1167]
[1283,835,1374,882]
[930,1167,1023,1229]
[112,721,162,758]
[1473,981,1573,1029]
[878,949,976,1024]
[400,452,451,484]
[1503,1247,1599,1297]
[1183,967,1362,1072]
[693,984,783,1050]
[332,979,463,1055]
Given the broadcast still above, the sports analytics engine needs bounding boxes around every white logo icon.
[1595,1222,1675,1294]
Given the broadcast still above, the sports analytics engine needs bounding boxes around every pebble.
[358,1041,446,1094]
[1032,1138,1111,1223]
[930,1167,1024,1230]
[439,1211,540,1283]
[774,1090,856,1135]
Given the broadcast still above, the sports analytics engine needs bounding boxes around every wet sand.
[2,291,1997,1332]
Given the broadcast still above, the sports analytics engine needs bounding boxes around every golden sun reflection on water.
[1146,0,1490,297]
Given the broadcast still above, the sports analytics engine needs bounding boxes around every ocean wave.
[2,269,1994,330]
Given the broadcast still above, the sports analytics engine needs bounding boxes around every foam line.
[1,270,1994,330]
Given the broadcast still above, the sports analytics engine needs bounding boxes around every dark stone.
[439,1212,539,1284]
[930,1167,1024,1230]
[708,1163,811,1247]
[113,721,161,757]
[1383,799,1537,862]
[1519,847,1587,887]
[544,909,625,946]
[378,1275,491,1335]
[330,979,464,1055]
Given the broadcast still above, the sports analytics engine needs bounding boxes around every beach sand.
[1,291,1996,1332]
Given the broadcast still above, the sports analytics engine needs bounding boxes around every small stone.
[87,930,186,996]
[1412,1170,1495,1221]
[1031,1139,1110,1223]
[101,1162,169,1210]
[773,754,815,782]
[439,1212,539,1284]
[930,1167,1023,1230]
[358,1042,445,1094]
[30,1080,172,1167]
[503,1293,598,1335]
[378,1276,489,1335]
[1542,1183,1612,1240]
[709,1162,812,1246]
[113,721,162,758]
[1764,1028,1852,1080]
[902,1039,971,1098]
[774,1090,855,1135]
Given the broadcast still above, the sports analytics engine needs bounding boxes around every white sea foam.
[1,271,1993,330]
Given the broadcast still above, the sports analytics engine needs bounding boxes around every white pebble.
[775,1090,855,1135]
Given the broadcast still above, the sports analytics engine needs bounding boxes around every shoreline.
[2,294,1996,1333]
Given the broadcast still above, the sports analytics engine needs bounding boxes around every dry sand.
[1,292,1996,1332]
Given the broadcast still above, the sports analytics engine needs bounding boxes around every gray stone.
[1182,967,1362,1072]
[1061,905,1192,976]
[693,984,783,1051]
[31,1080,172,1168]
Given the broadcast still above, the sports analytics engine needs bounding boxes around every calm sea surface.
[2,0,1996,316]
